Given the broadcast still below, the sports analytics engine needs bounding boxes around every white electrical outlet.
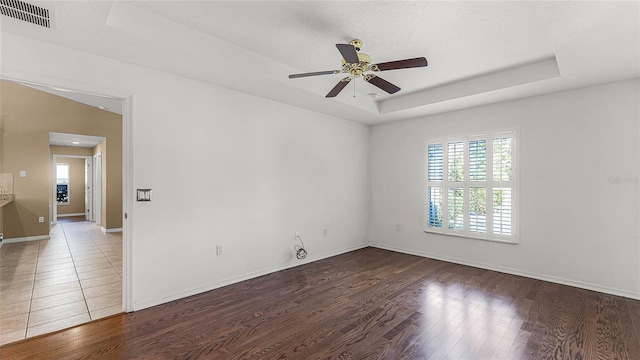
[323,228,327,236]
[216,245,224,256]
[396,224,401,231]
[38,216,45,223]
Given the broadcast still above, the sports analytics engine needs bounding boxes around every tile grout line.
[23,237,42,341]
[87,226,123,280]
[72,222,122,317]
[84,223,123,315]
[61,222,94,322]
[24,222,93,336]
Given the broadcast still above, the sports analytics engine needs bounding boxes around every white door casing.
[94,152,103,225]
[52,154,92,224]
[85,158,92,221]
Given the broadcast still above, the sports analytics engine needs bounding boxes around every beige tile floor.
[0,218,122,345]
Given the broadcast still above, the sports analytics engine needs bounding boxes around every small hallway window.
[56,163,70,205]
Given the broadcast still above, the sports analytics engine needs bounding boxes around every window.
[424,131,517,243]
[56,163,70,205]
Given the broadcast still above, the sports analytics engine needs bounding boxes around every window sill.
[423,229,518,244]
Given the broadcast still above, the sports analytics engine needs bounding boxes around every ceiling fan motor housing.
[341,52,372,77]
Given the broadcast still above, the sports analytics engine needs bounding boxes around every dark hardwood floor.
[1,247,638,359]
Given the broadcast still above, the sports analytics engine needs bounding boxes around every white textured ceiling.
[1,1,638,125]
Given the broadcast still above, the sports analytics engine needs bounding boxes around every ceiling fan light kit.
[289,39,428,98]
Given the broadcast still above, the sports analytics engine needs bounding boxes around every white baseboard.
[132,243,369,311]
[57,213,85,217]
[371,243,640,301]
[3,235,50,243]
[101,227,123,234]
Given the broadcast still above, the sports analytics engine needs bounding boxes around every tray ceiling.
[1,1,638,125]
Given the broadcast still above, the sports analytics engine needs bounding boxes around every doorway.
[52,153,97,225]
[0,78,132,345]
[50,132,106,227]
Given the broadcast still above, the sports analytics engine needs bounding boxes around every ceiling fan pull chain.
[353,76,356,98]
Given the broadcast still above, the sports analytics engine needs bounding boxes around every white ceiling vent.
[1,0,50,28]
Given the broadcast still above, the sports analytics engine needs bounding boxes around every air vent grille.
[1,0,50,28]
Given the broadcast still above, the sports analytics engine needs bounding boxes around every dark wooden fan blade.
[373,57,428,71]
[336,44,359,64]
[326,77,352,98]
[364,75,401,94]
[289,70,341,79]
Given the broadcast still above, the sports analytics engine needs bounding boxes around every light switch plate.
[137,189,152,202]
[19,170,27,178]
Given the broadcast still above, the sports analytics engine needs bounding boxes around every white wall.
[369,79,640,299]
[3,32,638,308]
[1,33,370,309]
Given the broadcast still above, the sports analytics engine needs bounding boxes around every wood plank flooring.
[1,247,638,359]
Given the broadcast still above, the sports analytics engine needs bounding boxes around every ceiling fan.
[288,39,428,98]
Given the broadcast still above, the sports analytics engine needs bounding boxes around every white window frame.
[56,163,70,205]
[424,130,519,244]
[56,163,70,184]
